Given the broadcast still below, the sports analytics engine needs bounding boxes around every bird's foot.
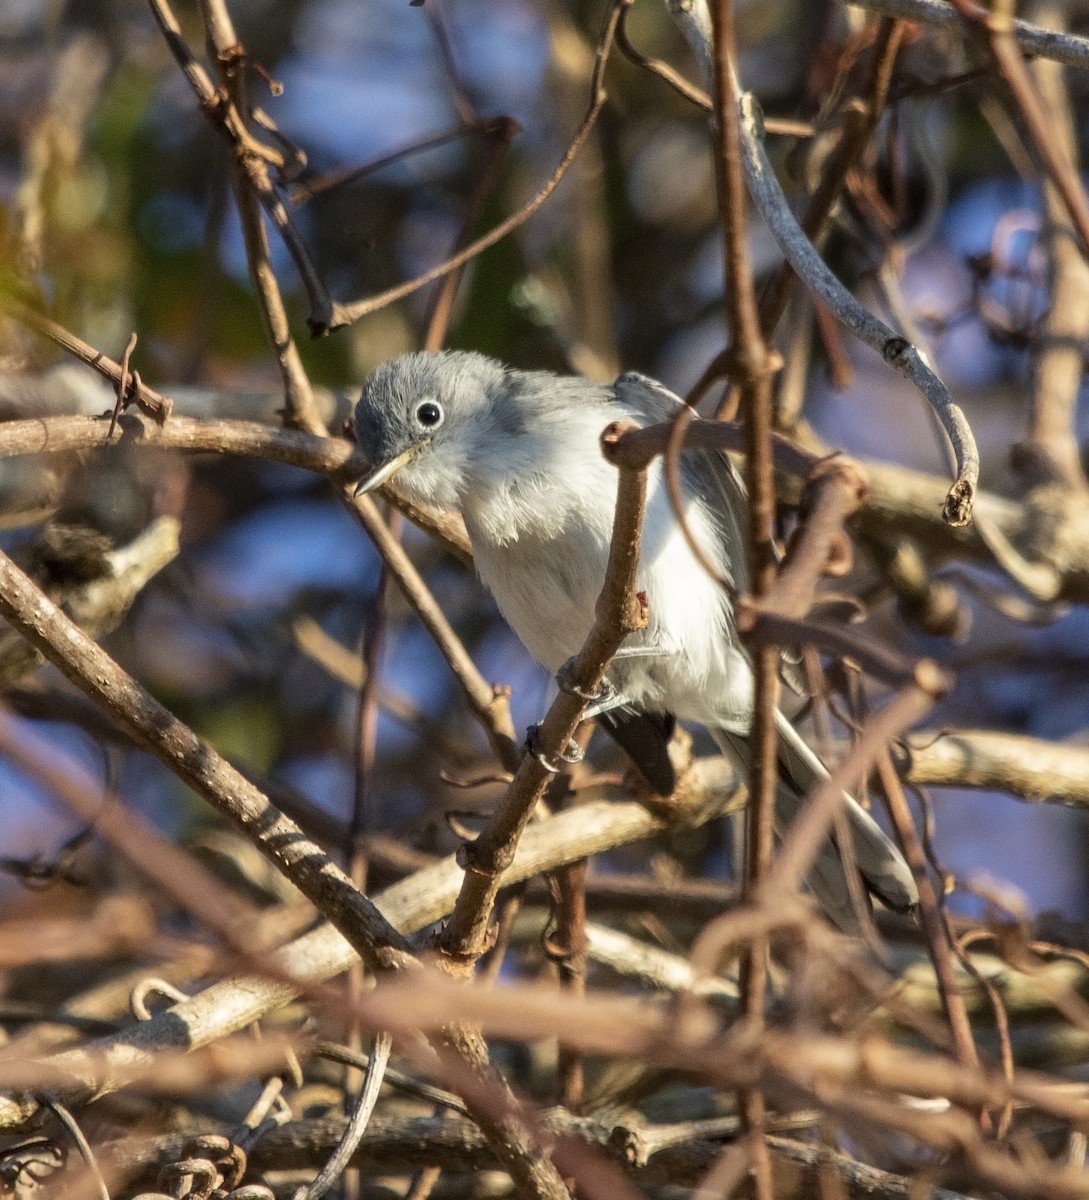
[555,659,618,719]
[555,658,613,703]
[525,723,584,774]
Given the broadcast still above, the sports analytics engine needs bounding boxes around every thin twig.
[900,728,1089,808]
[438,421,649,964]
[875,752,982,1074]
[45,1101,110,1200]
[0,298,172,420]
[192,0,328,428]
[423,118,520,351]
[289,119,511,205]
[734,92,979,526]
[326,0,623,331]
[150,0,337,338]
[1016,5,1089,490]
[0,761,741,1128]
[293,1032,391,1200]
[617,0,712,111]
[547,858,588,1112]
[707,1,778,1194]
[854,0,1089,69]
[0,550,414,974]
[693,18,908,411]
[760,672,945,903]
[665,1,976,524]
[759,455,869,619]
[946,0,1089,258]
[346,491,521,772]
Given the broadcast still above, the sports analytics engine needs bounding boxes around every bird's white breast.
[461,408,753,728]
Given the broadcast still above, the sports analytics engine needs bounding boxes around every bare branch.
[326,1,623,332]
[735,94,978,526]
[901,728,1089,808]
[438,422,650,964]
[0,760,742,1128]
[1017,4,1089,490]
[0,545,414,974]
[853,0,1089,73]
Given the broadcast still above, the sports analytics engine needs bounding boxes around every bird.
[351,349,918,931]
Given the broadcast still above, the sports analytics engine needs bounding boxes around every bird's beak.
[353,440,427,497]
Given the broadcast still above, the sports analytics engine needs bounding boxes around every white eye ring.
[415,399,444,429]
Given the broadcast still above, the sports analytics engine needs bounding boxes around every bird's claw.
[555,658,614,705]
[525,723,584,774]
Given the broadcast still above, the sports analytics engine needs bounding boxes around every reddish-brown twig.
[438,422,649,966]
[947,0,1089,259]
[708,2,778,1194]
[0,546,413,974]
[875,752,982,1075]
[1,298,171,420]
[326,0,624,331]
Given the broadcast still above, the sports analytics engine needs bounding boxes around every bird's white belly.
[471,527,601,671]
[466,476,755,730]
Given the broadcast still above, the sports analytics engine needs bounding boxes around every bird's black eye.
[415,400,444,429]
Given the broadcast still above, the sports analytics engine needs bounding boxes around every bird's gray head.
[352,351,509,508]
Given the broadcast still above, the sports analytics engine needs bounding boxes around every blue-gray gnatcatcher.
[352,350,918,930]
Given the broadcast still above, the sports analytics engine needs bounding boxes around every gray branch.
[854,0,1089,71]
[663,0,979,527]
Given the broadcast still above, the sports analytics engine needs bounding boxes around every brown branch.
[0,757,744,1129]
[438,422,649,965]
[109,1116,976,1198]
[347,492,520,772]
[325,0,623,331]
[9,101,548,1200]
[1015,5,1089,491]
[900,728,1089,808]
[0,322,472,555]
[181,8,557,1172]
[230,154,326,430]
[422,0,477,127]
[0,544,414,974]
[320,968,1089,1132]
[0,298,172,420]
[761,455,869,620]
[758,18,906,337]
[0,308,506,755]
[342,517,397,1198]
[148,0,337,342]
[875,752,982,1076]
[740,610,944,691]
[0,410,358,473]
[616,0,713,111]
[194,0,327,430]
[0,516,180,689]
[693,18,909,413]
[608,414,820,478]
[0,705,271,952]
[3,407,1088,607]
[709,2,777,1194]
[547,856,588,1112]
[947,0,1089,259]
[422,118,520,352]
[289,118,511,206]
[760,671,946,905]
[855,0,1089,69]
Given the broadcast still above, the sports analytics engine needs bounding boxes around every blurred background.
[1,0,1089,932]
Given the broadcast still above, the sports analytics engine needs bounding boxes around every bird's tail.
[711,712,918,933]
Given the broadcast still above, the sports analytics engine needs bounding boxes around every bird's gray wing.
[613,373,919,924]
[612,371,820,692]
[613,371,750,596]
